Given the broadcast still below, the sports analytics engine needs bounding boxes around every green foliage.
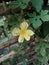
[29,12,42,29]
[40,10,49,21]
[0,33,12,45]
[35,42,49,65]
[29,10,49,30]
[0,17,5,26]
[30,18,42,29]
[9,0,30,9]
[0,0,49,65]
[9,0,43,10]
[40,46,46,56]
[31,0,43,12]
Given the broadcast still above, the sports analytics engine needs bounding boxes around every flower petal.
[12,28,20,36]
[20,21,28,29]
[18,35,24,43]
[24,35,30,41]
[26,30,35,36]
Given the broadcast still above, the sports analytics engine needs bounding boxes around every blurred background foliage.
[0,0,49,65]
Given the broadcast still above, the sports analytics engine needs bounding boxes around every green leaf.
[41,56,48,64]
[41,15,49,21]
[9,0,30,9]
[40,47,46,56]
[7,33,12,39]
[0,37,9,44]
[0,33,12,45]
[9,1,21,9]
[34,42,42,51]
[40,10,48,15]
[40,10,49,22]
[0,18,4,26]
[32,18,42,29]
[31,0,43,12]
[22,59,27,65]
[29,12,42,29]
[37,55,48,65]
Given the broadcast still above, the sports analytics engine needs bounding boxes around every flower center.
[20,29,26,36]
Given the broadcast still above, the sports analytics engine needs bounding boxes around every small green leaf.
[32,19,42,29]
[0,37,9,44]
[0,34,12,45]
[9,1,21,9]
[41,56,48,64]
[0,18,4,26]
[40,10,48,15]
[37,55,48,65]
[31,0,43,12]
[40,47,46,56]
[41,15,49,21]
[22,58,27,65]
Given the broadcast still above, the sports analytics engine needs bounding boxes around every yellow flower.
[12,21,35,43]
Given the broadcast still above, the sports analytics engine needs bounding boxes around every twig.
[0,51,16,63]
[0,36,18,50]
